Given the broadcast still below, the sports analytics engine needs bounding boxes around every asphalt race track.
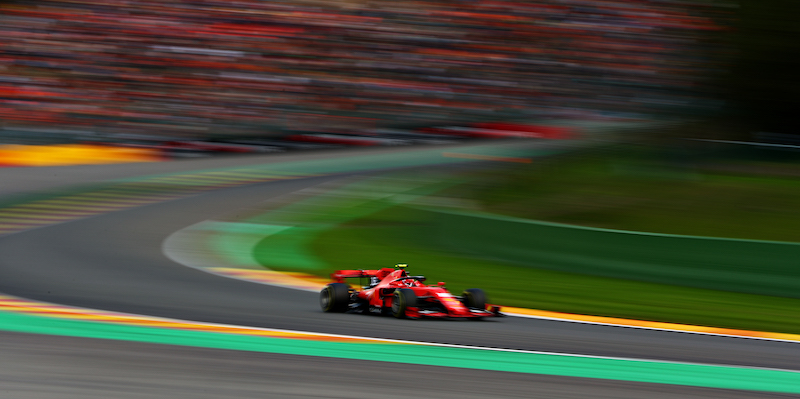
[1,143,799,398]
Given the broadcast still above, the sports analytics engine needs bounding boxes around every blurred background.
[3,3,800,396]
[1,0,776,147]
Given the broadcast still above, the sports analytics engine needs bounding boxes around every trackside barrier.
[413,207,800,299]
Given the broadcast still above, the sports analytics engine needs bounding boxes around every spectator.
[0,0,730,142]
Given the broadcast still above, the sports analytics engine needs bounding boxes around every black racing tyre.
[462,288,486,310]
[391,288,417,319]
[320,283,350,313]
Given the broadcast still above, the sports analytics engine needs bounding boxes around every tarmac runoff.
[1,294,800,395]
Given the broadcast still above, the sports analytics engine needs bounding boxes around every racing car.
[319,264,502,319]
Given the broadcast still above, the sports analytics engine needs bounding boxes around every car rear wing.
[330,268,393,283]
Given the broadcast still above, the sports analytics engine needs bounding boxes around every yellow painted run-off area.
[0,144,164,166]
[502,306,800,343]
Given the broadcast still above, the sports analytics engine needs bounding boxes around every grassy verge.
[444,146,800,242]
[304,205,800,334]
[255,145,800,333]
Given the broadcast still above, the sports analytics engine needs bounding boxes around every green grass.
[303,206,800,334]
[444,147,800,242]
[255,146,800,333]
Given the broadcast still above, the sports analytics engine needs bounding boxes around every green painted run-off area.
[0,311,798,394]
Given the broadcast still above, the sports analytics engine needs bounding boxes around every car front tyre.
[462,288,486,310]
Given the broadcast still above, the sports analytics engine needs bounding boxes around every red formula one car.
[319,264,502,319]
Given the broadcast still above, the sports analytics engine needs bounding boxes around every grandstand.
[0,0,729,145]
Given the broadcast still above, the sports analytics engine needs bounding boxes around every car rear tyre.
[391,288,416,318]
[320,283,350,313]
[462,288,486,310]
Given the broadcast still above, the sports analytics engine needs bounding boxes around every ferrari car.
[319,264,502,319]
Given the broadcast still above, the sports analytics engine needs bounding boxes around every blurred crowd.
[0,0,730,141]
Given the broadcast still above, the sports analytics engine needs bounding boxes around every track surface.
[1,144,799,397]
[8,331,795,399]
